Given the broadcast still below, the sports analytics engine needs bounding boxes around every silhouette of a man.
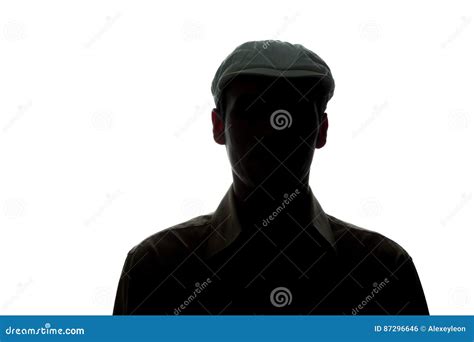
[113,40,429,315]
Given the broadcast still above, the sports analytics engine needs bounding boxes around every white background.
[0,0,473,315]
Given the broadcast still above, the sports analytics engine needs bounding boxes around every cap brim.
[218,68,334,99]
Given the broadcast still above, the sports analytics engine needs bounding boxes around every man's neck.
[231,177,315,235]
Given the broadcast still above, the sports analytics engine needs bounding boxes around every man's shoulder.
[327,214,411,266]
[124,212,413,269]
[126,214,214,266]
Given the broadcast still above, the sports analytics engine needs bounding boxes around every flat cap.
[211,40,335,110]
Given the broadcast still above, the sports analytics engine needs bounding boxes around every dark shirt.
[113,185,429,315]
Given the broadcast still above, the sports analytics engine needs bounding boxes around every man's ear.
[315,112,328,149]
[212,108,226,145]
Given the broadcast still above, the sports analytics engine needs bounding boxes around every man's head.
[210,40,335,190]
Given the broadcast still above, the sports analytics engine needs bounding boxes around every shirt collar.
[204,184,337,259]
